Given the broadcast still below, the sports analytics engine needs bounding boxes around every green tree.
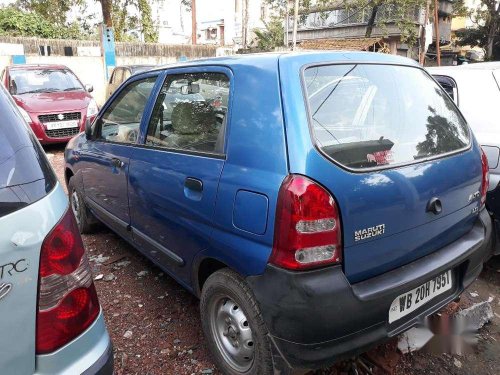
[267,0,427,46]
[455,0,500,59]
[16,0,83,26]
[254,18,285,50]
[109,0,158,42]
[0,6,84,39]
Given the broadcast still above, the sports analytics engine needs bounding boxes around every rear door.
[282,60,482,283]
[81,74,158,239]
[128,67,229,284]
[0,86,63,374]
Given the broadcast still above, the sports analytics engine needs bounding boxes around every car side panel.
[206,57,289,278]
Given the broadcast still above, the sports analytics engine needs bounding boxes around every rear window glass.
[0,87,56,218]
[303,64,470,170]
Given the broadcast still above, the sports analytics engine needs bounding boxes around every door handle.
[111,158,125,169]
[185,177,203,192]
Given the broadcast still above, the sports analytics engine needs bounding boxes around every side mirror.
[85,84,94,93]
[85,119,93,140]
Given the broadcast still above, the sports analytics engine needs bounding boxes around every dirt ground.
[45,144,500,375]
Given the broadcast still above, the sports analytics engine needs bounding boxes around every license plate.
[45,120,79,130]
[388,270,452,324]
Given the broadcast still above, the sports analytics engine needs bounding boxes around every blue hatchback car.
[65,52,493,374]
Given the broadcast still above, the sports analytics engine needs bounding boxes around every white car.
[428,62,500,256]
[0,85,113,374]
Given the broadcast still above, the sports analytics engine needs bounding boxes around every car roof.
[144,51,420,74]
[428,62,500,74]
[117,64,155,68]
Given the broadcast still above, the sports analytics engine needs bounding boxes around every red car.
[1,64,99,144]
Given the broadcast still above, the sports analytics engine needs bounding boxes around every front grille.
[45,127,80,138]
[39,112,81,123]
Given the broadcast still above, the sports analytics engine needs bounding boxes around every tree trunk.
[99,0,113,27]
[365,5,379,38]
[486,18,498,59]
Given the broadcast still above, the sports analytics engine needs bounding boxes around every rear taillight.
[36,208,99,354]
[270,175,342,270]
[480,148,489,208]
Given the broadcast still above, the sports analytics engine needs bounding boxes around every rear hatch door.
[298,62,481,283]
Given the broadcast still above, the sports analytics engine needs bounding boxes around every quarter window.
[146,72,229,155]
[97,76,157,144]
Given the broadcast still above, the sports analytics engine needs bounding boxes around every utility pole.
[419,0,430,65]
[98,0,115,80]
[191,0,197,44]
[433,0,441,66]
[285,1,289,47]
[292,0,299,50]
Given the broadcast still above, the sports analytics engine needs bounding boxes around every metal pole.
[433,0,441,66]
[420,1,430,65]
[292,0,299,50]
[192,0,197,45]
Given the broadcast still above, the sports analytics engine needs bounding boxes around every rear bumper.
[34,311,113,375]
[247,208,493,371]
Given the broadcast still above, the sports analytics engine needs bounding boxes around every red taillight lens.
[270,175,342,270]
[480,148,489,208]
[36,208,100,354]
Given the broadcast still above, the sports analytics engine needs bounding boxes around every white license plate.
[388,270,453,324]
[45,120,79,130]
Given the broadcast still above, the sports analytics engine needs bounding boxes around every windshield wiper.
[19,88,60,94]
[63,87,83,91]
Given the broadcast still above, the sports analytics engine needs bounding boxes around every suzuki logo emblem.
[57,114,64,121]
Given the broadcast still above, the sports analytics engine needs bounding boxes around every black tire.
[200,268,274,375]
[68,177,94,234]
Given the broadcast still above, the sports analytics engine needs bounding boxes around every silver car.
[429,62,500,256]
[0,85,113,374]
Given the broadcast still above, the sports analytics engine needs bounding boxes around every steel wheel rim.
[209,295,255,372]
[71,190,81,226]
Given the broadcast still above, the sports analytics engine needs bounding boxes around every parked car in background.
[1,64,99,144]
[107,65,155,98]
[0,85,113,374]
[429,62,500,256]
[66,52,492,374]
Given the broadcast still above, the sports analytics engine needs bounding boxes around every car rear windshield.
[0,87,56,218]
[303,64,470,170]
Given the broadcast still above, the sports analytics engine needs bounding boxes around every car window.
[303,64,470,170]
[0,86,56,218]
[97,76,157,144]
[146,71,229,155]
[433,75,458,102]
[114,69,123,84]
[123,69,132,81]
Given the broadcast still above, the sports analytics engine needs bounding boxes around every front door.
[128,67,231,284]
[82,75,158,238]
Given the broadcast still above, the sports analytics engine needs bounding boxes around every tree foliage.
[455,0,500,59]
[110,0,158,42]
[0,6,84,39]
[16,0,83,26]
[267,0,427,46]
[254,18,285,50]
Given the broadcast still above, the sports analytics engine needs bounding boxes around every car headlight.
[17,106,33,124]
[87,99,99,117]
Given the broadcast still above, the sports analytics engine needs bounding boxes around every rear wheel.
[68,177,94,234]
[200,268,273,375]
